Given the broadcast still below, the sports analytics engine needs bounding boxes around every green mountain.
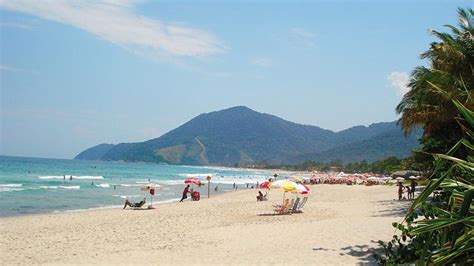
[75,106,421,165]
[285,128,422,164]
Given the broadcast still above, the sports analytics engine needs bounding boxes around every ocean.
[0,156,272,216]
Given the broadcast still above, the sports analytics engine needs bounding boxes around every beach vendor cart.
[184,178,202,201]
[191,191,200,201]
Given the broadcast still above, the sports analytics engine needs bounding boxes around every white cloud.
[251,57,272,68]
[387,71,410,96]
[290,27,316,47]
[0,0,225,58]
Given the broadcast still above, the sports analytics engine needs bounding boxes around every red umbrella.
[185,178,202,186]
[259,181,271,189]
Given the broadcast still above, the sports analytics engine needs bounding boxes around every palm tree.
[396,8,473,138]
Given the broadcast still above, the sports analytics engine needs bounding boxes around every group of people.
[398,179,417,200]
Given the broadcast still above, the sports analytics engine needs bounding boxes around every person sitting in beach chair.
[123,198,146,209]
[273,199,291,215]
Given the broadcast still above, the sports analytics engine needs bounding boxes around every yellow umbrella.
[269,180,298,192]
[269,180,298,204]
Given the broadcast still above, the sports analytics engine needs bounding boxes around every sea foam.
[0,184,23,187]
[40,185,80,190]
[38,175,104,180]
[0,187,25,192]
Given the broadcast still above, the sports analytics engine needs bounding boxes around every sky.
[0,0,471,159]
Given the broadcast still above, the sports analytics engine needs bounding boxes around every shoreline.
[1,184,409,264]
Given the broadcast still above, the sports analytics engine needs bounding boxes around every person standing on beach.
[410,179,417,199]
[70,175,72,181]
[398,182,404,200]
[180,185,190,202]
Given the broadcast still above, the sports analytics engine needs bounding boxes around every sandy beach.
[0,184,409,265]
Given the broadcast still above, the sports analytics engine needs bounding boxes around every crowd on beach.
[122,171,421,209]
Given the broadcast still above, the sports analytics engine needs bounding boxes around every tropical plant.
[375,8,473,263]
[375,82,473,265]
[396,8,473,159]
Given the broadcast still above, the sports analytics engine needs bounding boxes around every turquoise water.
[0,156,270,216]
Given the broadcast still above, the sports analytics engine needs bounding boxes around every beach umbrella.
[259,181,271,189]
[409,176,418,180]
[185,178,202,186]
[269,180,298,192]
[141,183,161,208]
[395,177,405,181]
[269,180,298,202]
[296,183,310,194]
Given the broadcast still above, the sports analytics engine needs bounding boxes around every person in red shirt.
[180,184,190,202]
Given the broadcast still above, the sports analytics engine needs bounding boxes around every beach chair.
[294,197,308,213]
[262,192,268,201]
[289,197,301,213]
[273,199,290,215]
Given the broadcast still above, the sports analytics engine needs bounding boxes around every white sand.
[0,184,409,265]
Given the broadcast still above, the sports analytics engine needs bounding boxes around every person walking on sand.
[405,186,411,199]
[180,185,190,202]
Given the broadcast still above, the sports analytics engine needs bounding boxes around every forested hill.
[75,106,421,165]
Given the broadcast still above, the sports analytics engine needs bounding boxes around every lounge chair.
[273,199,290,215]
[289,197,301,213]
[294,197,308,213]
[123,198,146,209]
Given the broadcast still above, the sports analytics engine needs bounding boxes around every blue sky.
[0,0,471,159]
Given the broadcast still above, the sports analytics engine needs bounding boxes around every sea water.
[0,156,272,216]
